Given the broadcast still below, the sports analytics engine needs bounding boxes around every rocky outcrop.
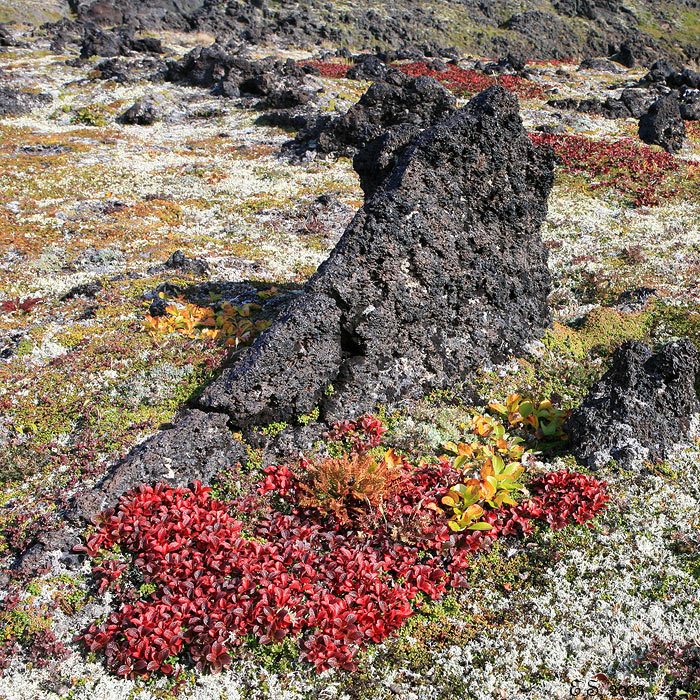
[567,340,700,469]
[288,69,456,158]
[165,44,317,106]
[36,0,700,66]
[638,96,686,153]
[196,86,555,426]
[548,89,653,120]
[120,94,165,124]
[0,88,52,117]
[80,23,165,58]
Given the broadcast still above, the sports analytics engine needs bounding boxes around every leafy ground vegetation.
[0,30,699,700]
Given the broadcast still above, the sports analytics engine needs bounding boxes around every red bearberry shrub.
[398,61,548,99]
[300,61,351,78]
[323,414,387,452]
[530,132,698,207]
[77,450,608,678]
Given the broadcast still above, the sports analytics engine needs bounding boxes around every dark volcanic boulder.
[0,88,52,117]
[196,86,555,426]
[578,57,621,73]
[290,69,456,158]
[638,96,686,152]
[346,54,390,81]
[120,95,164,124]
[81,23,132,58]
[72,409,246,522]
[567,340,700,469]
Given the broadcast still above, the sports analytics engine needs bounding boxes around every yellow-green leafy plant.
[441,414,527,532]
[487,393,571,446]
[143,296,270,347]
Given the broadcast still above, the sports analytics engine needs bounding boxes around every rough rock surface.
[120,94,164,124]
[0,87,52,117]
[346,54,390,81]
[567,340,700,469]
[548,88,653,120]
[638,96,686,153]
[289,69,456,158]
[578,57,621,73]
[71,409,247,522]
[196,86,555,426]
[165,44,315,104]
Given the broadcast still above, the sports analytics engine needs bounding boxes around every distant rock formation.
[286,69,456,158]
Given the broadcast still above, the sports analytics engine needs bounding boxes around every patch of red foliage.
[530,132,698,207]
[77,428,608,677]
[301,60,351,78]
[322,414,387,452]
[398,61,548,99]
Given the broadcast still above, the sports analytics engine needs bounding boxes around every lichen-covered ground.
[0,28,699,700]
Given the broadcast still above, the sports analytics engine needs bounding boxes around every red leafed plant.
[301,60,352,78]
[530,132,698,207]
[0,296,43,314]
[77,442,608,677]
[398,61,548,99]
[323,414,387,452]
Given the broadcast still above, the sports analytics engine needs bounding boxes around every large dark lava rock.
[196,86,555,426]
[638,95,686,153]
[567,339,700,469]
[289,69,456,158]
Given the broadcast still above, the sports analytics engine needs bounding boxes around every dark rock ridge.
[64,0,699,65]
[165,44,317,107]
[638,96,686,153]
[287,69,456,159]
[195,86,555,427]
[548,88,700,123]
[547,89,654,120]
[567,340,700,469]
[81,22,166,58]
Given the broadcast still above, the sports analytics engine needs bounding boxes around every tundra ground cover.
[0,32,698,700]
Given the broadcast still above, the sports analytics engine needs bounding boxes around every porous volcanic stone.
[196,86,555,426]
[638,95,686,152]
[289,69,456,158]
[71,409,246,522]
[567,339,700,469]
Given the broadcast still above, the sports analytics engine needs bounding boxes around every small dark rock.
[120,95,163,125]
[638,96,686,153]
[346,54,389,81]
[0,88,52,117]
[615,287,657,312]
[578,57,621,73]
[60,280,103,301]
[567,340,700,469]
